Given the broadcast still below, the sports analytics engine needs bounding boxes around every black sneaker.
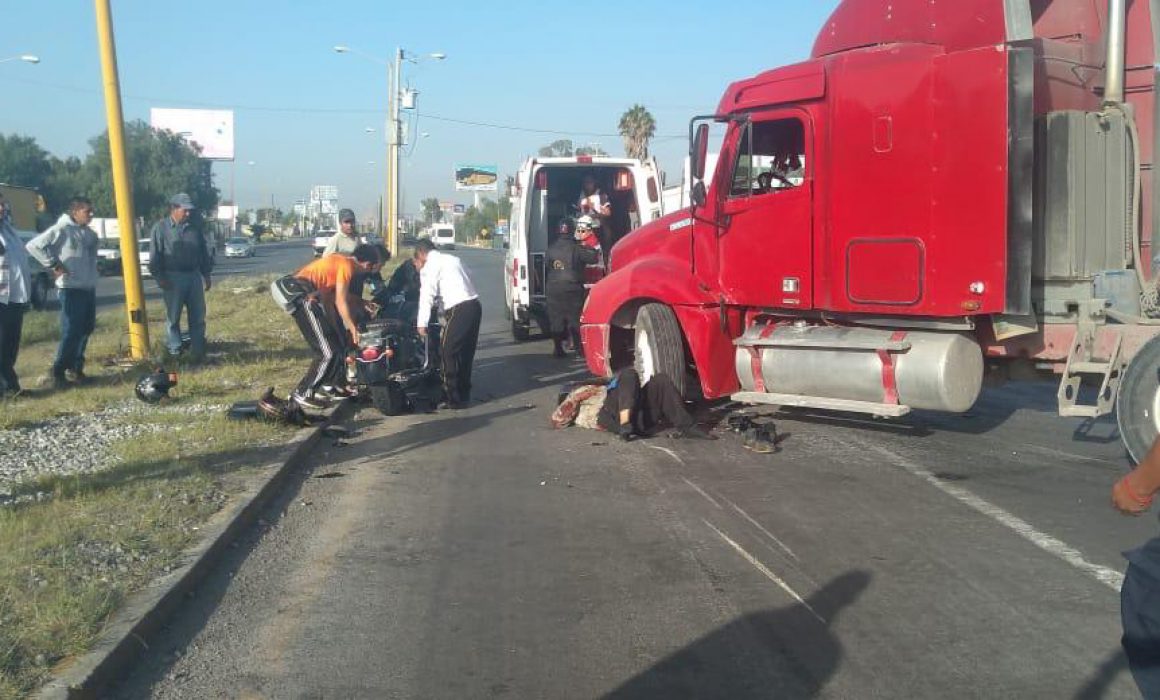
[292,392,329,411]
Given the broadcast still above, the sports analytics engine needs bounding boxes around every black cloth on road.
[291,296,346,397]
[0,301,25,392]
[597,368,695,435]
[1122,536,1160,698]
[441,298,481,405]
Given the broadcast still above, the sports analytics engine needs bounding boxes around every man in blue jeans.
[149,193,213,360]
[26,197,100,389]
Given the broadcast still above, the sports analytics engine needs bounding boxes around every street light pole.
[93,0,149,359]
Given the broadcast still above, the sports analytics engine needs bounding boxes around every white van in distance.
[431,224,456,250]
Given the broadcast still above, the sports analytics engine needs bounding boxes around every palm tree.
[618,105,657,160]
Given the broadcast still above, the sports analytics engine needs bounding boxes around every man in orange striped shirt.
[285,245,380,410]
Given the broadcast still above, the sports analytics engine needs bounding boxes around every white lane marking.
[535,370,588,383]
[865,444,1125,592]
[1020,443,1120,467]
[681,476,722,510]
[722,498,800,561]
[704,519,825,623]
[647,444,685,466]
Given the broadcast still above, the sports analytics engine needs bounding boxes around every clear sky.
[1,0,839,221]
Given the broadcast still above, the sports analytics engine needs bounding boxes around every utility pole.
[387,47,402,259]
[94,0,149,359]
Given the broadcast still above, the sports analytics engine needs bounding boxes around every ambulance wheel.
[371,383,407,416]
[634,303,687,399]
[1118,334,1160,464]
[511,320,531,343]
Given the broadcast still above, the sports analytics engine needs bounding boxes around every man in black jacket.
[546,217,598,357]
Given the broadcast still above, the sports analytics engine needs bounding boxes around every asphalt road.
[111,247,1152,699]
[93,239,316,310]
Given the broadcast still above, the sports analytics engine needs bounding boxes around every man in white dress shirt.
[414,238,481,410]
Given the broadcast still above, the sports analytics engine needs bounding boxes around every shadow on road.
[1073,648,1131,700]
[604,571,871,700]
[356,404,536,461]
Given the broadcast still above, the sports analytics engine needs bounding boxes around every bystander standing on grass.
[25,196,100,389]
[149,193,213,362]
[0,193,32,397]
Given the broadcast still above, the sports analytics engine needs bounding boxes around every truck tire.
[1117,334,1160,464]
[634,303,687,398]
[371,383,408,416]
[512,320,531,343]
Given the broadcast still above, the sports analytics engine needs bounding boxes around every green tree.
[82,120,219,221]
[0,134,53,190]
[618,105,657,160]
[421,197,443,224]
[538,139,574,158]
[575,144,608,157]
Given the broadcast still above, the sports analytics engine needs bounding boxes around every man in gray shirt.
[149,193,213,360]
[26,196,100,388]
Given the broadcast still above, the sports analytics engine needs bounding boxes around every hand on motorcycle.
[348,326,361,345]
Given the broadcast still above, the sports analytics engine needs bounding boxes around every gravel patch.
[0,402,228,502]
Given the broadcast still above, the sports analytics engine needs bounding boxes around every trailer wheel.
[1116,334,1160,464]
[511,320,531,343]
[371,383,408,416]
[634,303,687,398]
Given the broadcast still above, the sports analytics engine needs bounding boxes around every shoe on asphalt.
[671,425,718,441]
[437,400,468,410]
[742,425,776,453]
[318,385,352,401]
[292,392,329,411]
[618,424,635,442]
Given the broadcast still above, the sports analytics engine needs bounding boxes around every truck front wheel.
[1116,333,1160,464]
[634,303,687,398]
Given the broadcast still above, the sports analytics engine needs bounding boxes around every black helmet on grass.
[135,368,177,404]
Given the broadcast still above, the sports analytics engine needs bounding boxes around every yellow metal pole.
[94,0,149,359]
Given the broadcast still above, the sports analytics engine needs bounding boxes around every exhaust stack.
[1104,0,1127,105]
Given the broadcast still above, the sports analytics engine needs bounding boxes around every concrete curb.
[36,400,359,700]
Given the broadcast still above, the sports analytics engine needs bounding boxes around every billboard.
[150,108,235,160]
[453,204,466,214]
[454,163,498,192]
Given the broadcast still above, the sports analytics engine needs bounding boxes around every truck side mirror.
[691,181,707,208]
[691,124,709,180]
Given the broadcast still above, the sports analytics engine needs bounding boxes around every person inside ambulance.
[577,174,612,250]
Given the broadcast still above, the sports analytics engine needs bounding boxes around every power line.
[0,74,689,139]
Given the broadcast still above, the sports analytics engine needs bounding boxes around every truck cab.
[505,155,664,342]
[582,0,1160,461]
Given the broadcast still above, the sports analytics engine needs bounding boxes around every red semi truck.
[581,0,1160,461]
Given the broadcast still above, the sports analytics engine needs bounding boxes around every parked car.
[15,231,56,310]
[312,229,337,257]
[97,239,122,276]
[138,239,152,278]
[224,237,255,258]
